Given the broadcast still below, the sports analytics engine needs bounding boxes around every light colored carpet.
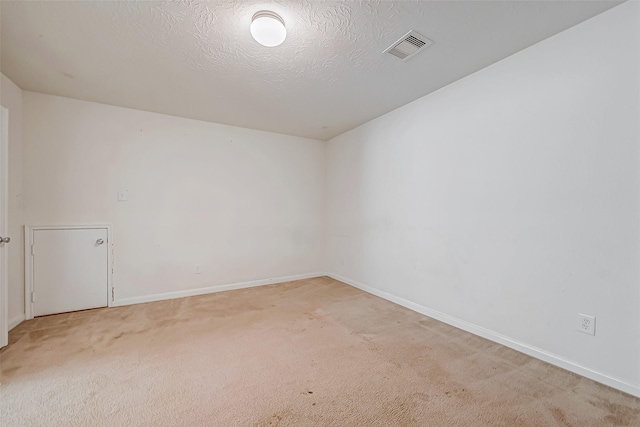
[1,276,639,426]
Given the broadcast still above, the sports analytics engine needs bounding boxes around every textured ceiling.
[1,0,622,140]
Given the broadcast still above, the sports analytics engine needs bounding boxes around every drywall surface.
[0,73,24,326]
[327,2,640,393]
[23,93,325,301]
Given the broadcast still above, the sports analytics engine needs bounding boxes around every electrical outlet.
[578,313,596,335]
[118,189,128,201]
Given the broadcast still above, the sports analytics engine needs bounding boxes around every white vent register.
[384,30,433,60]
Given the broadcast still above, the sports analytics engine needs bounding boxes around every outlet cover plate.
[578,313,596,335]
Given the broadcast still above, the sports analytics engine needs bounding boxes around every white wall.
[326,1,640,395]
[0,73,24,327]
[23,93,325,302]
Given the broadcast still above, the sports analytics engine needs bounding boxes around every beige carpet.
[1,276,639,426]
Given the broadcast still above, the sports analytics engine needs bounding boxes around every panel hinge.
[30,244,35,256]
[31,291,35,303]
[111,287,114,301]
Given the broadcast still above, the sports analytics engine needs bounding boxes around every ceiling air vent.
[384,30,433,61]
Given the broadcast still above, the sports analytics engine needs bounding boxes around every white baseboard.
[326,272,640,398]
[8,313,25,331]
[112,272,326,307]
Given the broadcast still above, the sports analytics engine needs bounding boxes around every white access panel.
[32,228,108,316]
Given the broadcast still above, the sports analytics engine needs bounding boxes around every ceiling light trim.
[250,10,287,47]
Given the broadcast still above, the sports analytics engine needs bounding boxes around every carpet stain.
[550,407,572,426]
[2,366,19,375]
[589,397,640,426]
[255,408,295,427]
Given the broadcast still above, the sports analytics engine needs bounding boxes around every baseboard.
[326,272,640,398]
[112,272,325,307]
[8,313,25,331]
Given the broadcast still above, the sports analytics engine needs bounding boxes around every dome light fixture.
[250,11,286,47]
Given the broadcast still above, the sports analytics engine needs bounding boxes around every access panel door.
[32,228,108,316]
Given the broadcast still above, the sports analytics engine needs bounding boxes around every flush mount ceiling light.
[250,11,286,47]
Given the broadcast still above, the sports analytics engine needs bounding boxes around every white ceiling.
[1,0,622,140]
